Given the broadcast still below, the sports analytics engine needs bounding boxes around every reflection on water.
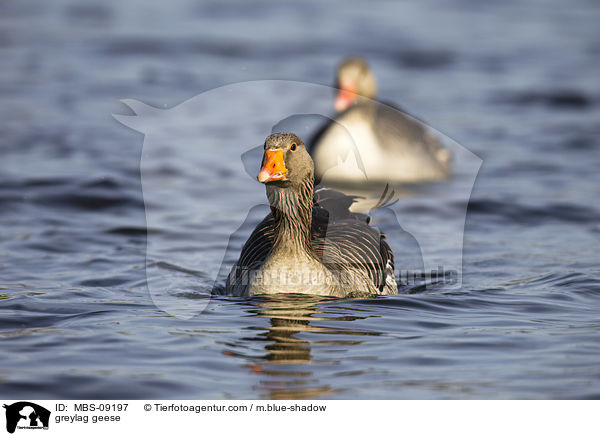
[226,295,380,399]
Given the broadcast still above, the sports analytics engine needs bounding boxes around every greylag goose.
[311,57,452,184]
[226,133,398,297]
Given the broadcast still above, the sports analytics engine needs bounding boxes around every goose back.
[311,101,451,184]
[226,188,397,296]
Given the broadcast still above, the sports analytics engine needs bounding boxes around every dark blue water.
[1,0,599,399]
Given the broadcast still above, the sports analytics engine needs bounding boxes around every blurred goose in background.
[311,57,452,185]
[226,133,397,297]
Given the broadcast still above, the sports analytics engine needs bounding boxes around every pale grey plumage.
[311,57,452,184]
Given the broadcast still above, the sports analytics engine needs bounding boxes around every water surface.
[1,0,599,399]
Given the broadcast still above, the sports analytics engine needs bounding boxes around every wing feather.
[227,188,397,295]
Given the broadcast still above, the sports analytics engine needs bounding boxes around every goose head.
[257,133,313,189]
[334,57,378,112]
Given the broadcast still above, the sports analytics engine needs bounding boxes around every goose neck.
[266,180,313,252]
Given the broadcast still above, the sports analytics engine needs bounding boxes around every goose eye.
[290,142,297,151]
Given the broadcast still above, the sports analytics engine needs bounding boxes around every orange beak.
[257,149,288,183]
[334,84,357,112]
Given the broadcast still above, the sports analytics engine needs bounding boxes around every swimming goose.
[226,133,398,297]
[311,57,452,184]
